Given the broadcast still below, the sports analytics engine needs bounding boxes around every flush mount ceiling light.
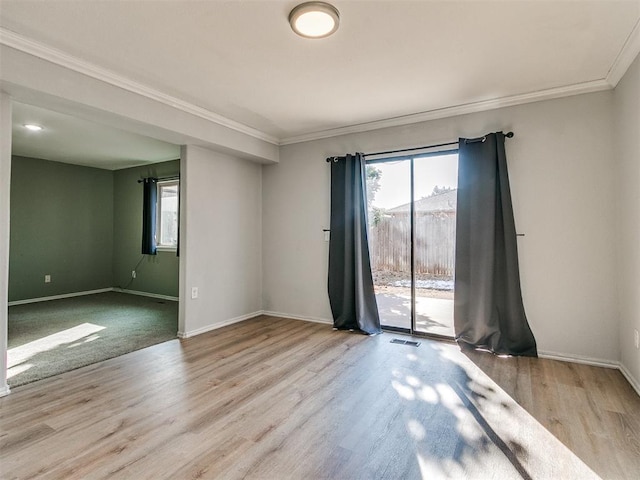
[289,2,340,39]
[23,124,43,131]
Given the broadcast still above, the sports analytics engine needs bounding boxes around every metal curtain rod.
[364,140,457,158]
[137,175,180,183]
[364,131,514,158]
[325,132,514,162]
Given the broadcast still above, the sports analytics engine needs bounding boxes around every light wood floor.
[1,315,638,479]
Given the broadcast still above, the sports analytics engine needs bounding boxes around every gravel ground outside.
[375,285,453,300]
[373,270,454,300]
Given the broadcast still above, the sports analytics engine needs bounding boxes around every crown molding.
[606,17,640,87]
[279,79,612,145]
[2,25,635,149]
[0,28,279,145]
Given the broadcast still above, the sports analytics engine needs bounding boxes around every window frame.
[155,179,179,252]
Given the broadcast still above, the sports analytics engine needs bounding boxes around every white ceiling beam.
[0,28,279,147]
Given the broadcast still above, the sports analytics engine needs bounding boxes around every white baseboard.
[262,310,333,325]
[538,350,619,369]
[113,288,178,302]
[8,288,113,306]
[177,311,263,339]
[619,363,640,397]
[241,315,640,398]
[177,311,332,339]
[539,350,639,398]
[0,384,11,397]
[8,292,635,397]
[8,287,179,306]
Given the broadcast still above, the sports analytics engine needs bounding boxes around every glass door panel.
[413,154,458,337]
[366,161,412,331]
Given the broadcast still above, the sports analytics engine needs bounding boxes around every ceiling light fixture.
[289,2,340,39]
[23,124,43,131]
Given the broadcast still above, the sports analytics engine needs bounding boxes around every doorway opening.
[367,150,458,338]
[7,102,181,388]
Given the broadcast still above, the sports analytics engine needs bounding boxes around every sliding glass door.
[367,152,458,337]
[367,161,412,331]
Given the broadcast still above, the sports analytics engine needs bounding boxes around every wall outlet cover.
[44,274,51,283]
[191,287,198,299]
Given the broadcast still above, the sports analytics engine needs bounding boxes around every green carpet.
[8,291,178,387]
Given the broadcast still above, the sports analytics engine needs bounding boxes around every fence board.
[369,212,456,276]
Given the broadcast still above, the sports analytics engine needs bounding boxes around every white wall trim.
[0,384,10,397]
[113,288,178,302]
[256,317,639,398]
[619,363,640,397]
[3,27,635,149]
[2,27,631,151]
[262,310,333,325]
[538,350,619,369]
[177,311,263,339]
[539,351,639,397]
[7,288,113,306]
[606,17,640,87]
[0,27,279,146]
[279,80,611,145]
[256,317,638,398]
[8,287,179,306]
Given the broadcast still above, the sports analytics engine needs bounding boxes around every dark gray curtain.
[328,153,381,335]
[141,177,158,255]
[454,132,537,356]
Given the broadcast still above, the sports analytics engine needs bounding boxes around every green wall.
[9,156,114,301]
[113,160,180,298]
[9,156,180,302]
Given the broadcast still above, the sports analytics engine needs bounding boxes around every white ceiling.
[1,0,639,167]
[12,102,180,170]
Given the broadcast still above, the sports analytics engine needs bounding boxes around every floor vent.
[390,339,420,347]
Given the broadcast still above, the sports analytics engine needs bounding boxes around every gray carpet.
[8,291,178,387]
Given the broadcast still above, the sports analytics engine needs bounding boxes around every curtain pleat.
[328,153,381,335]
[454,132,537,356]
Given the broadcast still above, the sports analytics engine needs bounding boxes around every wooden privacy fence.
[369,211,456,276]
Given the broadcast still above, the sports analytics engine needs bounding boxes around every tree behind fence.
[369,212,456,276]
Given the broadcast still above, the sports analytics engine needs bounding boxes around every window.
[156,180,179,249]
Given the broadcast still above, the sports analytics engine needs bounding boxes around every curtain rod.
[137,175,180,183]
[325,131,514,162]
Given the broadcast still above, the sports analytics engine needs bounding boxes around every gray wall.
[113,160,180,297]
[179,145,262,336]
[9,156,114,301]
[9,156,180,302]
[614,52,640,390]
[263,91,619,364]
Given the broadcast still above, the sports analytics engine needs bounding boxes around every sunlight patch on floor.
[7,362,33,379]
[8,323,106,376]
[391,343,601,479]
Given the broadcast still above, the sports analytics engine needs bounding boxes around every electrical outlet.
[44,274,51,283]
[634,329,639,349]
[191,287,198,299]
[131,270,136,279]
